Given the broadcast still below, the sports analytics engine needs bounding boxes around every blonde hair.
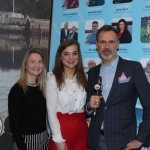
[18,49,45,95]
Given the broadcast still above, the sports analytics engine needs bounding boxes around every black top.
[8,83,47,150]
[119,30,132,43]
[68,32,78,41]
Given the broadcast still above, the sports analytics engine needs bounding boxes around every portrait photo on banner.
[140,58,150,84]
[85,19,104,45]
[112,0,133,4]
[83,58,101,74]
[0,0,53,149]
[141,16,150,43]
[86,0,105,7]
[60,21,78,43]
[62,0,79,9]
[112,17,132,44]
[135,58,150,136]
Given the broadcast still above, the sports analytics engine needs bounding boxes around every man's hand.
[87,95,102,111]
[125,140,142,150]
[56,142,68,150]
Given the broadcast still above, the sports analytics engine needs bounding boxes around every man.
[88,59,96,69]
[145,60,150,83]
[85,25,150,150]
[86,59,96,74]
[60,22,70,43]
[85,21,98,44]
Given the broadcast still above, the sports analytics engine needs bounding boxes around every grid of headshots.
[62,0,133,8]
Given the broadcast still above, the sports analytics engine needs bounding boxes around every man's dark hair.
[92,21,98,25]
[96,25,119,42]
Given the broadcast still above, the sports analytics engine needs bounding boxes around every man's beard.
[100,50,116,61]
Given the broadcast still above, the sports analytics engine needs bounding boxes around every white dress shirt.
[46,71,87,142]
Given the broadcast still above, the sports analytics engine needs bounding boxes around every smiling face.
[96,31,119,65]
[61,44,79,72]
[92,23,98,33]
[88,60,96,69]
[72,26,76,33]
[64,22,69,29]
[25,53,43,80]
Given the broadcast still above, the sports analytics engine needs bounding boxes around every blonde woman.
[8,49,48,150]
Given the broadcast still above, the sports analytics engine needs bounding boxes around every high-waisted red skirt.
[49,112,88,150]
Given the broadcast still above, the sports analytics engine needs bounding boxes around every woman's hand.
[56,142,68,150]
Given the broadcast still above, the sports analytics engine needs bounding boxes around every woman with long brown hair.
[46,39,88,150]
[8,49,48,150]
[116,19,132,43]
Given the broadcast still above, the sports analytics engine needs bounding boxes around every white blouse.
[46,71,87,142]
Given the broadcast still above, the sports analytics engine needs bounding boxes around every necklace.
[27,83,37,87]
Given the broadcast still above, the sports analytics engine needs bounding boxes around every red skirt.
[49,112,88,150]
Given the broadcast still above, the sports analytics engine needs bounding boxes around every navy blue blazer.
[85,57,150,150]
[68,32,78,41]
[60,28,70,43]
[119,30,132,43]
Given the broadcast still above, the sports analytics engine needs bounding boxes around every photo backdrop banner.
[0,0,52,149]
[49,1,150,149]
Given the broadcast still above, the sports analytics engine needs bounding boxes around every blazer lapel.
[106,57,124,105]
[91,64,101,85]
[91,64,106,105]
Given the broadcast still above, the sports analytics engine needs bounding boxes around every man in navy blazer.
[60,22,70,43]
[85,25,150,150]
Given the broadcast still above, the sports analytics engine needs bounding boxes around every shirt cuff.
[52,133,66,143]
[86,104,93,115]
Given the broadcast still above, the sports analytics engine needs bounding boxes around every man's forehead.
[98,31,118,40]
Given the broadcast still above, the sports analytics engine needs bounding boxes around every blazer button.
[104,106,107,109]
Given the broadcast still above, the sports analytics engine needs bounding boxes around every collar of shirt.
[101,55,119,70]
[63,72,76,81]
